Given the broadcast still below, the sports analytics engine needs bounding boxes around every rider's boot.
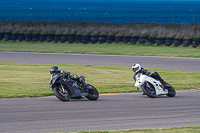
[160,78,170,88]
[152,72,170,88]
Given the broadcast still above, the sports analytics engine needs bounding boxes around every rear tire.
[167,87,176,97]
[85,84,99,100]
[142,83,157,98]
[53,86,71,102]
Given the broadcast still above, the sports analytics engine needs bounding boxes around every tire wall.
[47,34,54,42]
[25,33,32,42]
[75,35,82,43]
[130,36,139,44]
[68,34,76,43]
[147,37,156,45]
[82,35,90,44]
[193,38,200,48]
[174,38,183,47]
[165,38,174,46]
[0,32,4,40]
[39,34,47,42]
[115,36,123,43]
[54,34,61,43]
[123,36,130,43]
[107,35,115,43]
[156,37,165,45]
[1,33,198,48]
[32,34,39,42]
[98,35,107,43]
[183,39,192,47]
[11,33,18,41]
[139,36,148,44]
[91,35,98,44]
[18,33,25,42]
[4,32,11,41]
[61,34,68,43]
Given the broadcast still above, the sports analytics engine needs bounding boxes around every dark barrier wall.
[1,33,199,48]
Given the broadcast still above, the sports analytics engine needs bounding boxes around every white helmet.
[132,63,141,74]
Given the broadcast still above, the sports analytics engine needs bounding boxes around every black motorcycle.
[50,71,99,101]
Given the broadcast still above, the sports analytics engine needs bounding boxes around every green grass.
[65,126,200,133]
[0,62,199,99]
[0,41,200,58]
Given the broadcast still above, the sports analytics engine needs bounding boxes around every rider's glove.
[146,71,151,76]
[71,74,79,79]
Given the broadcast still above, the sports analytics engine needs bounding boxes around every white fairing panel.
[135,73,168,95]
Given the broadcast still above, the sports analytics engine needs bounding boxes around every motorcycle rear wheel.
[142,83,157,98]
[85,84,99,100]
[54,86,71,101]
[167,87,176,97]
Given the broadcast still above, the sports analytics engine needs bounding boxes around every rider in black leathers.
[50,66,86,86]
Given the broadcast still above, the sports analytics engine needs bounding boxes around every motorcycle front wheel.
[142,83,157,98]
[85,84,99,100]
[53,86,71,102]
[167,87,176,97]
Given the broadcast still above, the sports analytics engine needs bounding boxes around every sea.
[1,0,200,23]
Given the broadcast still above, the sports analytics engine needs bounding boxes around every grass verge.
[0,41,200,58]
[0,62,200,99]
[68,126,200,133]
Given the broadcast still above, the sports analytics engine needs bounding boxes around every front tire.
[53,86,71,102]
[142,83,157,98]
[167,87,176,97]
[85,84,99,100]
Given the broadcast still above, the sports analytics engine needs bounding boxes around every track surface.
[0,52,200,72]
[1,91,200,133]
[0,52,200,133]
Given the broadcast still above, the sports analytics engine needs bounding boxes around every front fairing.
[135,73,168,95]
[50,73,60,87]
[135,73,151,89]
[134,73,143,88]
[50,73,75,89]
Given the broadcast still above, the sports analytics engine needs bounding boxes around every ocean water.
[1,0,200,23]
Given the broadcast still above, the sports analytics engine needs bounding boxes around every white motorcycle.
[134,73,176,98]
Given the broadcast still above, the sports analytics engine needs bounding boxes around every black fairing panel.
[51,74,59,85]
[51,74,82,98]
[57,78,81,97]
[56,78,67,85]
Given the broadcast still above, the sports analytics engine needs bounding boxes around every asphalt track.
[0,52,200,72]
[0,52,200,133]
[1,90,200,133]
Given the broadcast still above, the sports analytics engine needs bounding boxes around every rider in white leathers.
[132,63,169,88]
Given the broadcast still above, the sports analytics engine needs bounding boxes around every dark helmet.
[50,66,60,74]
